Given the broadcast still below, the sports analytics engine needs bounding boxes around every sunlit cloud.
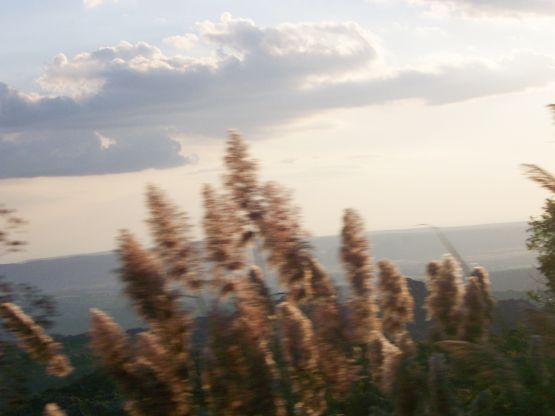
[83,0,116,9]
[1,14,555,178]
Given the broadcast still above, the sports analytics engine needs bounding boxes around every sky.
[2,0,555,262]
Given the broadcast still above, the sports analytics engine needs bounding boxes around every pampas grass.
[0,302,73,377]
[43,132,523,416]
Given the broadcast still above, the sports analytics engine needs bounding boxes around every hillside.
[0,221,543,334]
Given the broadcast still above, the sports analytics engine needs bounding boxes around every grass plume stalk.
[0,302,73,377]
[458,267,495,343]
[146,185,202,290]
[202,184,246,284]
[278,302,327,416]
[340,208,381,344]
[223,131,264,244]
[377,260,414,347]
[90,308,191,416]
[258,182,313,301]
[425,256,464,340]
[203,309,284,416]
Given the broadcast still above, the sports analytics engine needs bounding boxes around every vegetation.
[2,131,555,415]
[0,205,63,414]
[524,164,555,307]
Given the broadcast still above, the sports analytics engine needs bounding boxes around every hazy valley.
[0,221,541,335]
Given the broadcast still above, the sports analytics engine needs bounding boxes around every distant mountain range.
[0,221,544,334]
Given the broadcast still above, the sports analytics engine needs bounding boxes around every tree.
[522,146,555,302]
[522,103,555,301]
[527,197,555,299]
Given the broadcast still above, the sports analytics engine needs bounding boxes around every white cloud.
[409,0,555,17]
[163,34,199,50]
[2,14,555,178]
[95,131,116,149]
[83,0,105,8]
[83,0,116,9]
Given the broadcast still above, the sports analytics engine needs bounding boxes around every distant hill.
[0,251,119,292]
[0,221,544,334]
[315,222,541,290]
[0,221,541,291]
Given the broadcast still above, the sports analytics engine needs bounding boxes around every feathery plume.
[235,266,274,340]
[146,185,202,290]
[278,302,326,416]
[89,309,133,383]
[43,403,66,416]
[0,302,73,377]
[117,231,192,350]
[135,332,191,415]
[305,255,337,300]
[203,310,283,416]
[377,260,414,345]
[425,256,464,339]
[310,296,355,398]
[127,360,186,416]
[458,267,495,343]
[366,332,419,416]
[135,332,174,381]
[471,267,495,318]
[117,231,193,404]
[90,309,185,416]
[202,184,246,274]
[341,209,372,295]
[340,208,381,344]
[367,331,387,386]
[234,267,285,415]
[369,333,421,416]
[259,182,312,301]
[458,279,485,343]
[367,331,402,395]
[303,255,354,397]
[223,131,263,228]
[522,164,555,194]
[118,230,177,322]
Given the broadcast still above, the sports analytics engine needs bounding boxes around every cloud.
[95,131,116,149]
[316,52,555,106]
[2,14,555,178]
[409,0,555,17]
[83,0,115,9]
[163,34,200,50]
[0,129,185,178]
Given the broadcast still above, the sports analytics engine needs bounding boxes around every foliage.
[0,204,63,414]
[5,132,555,415]
[527,198,555,301]
[84,132,542,416]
